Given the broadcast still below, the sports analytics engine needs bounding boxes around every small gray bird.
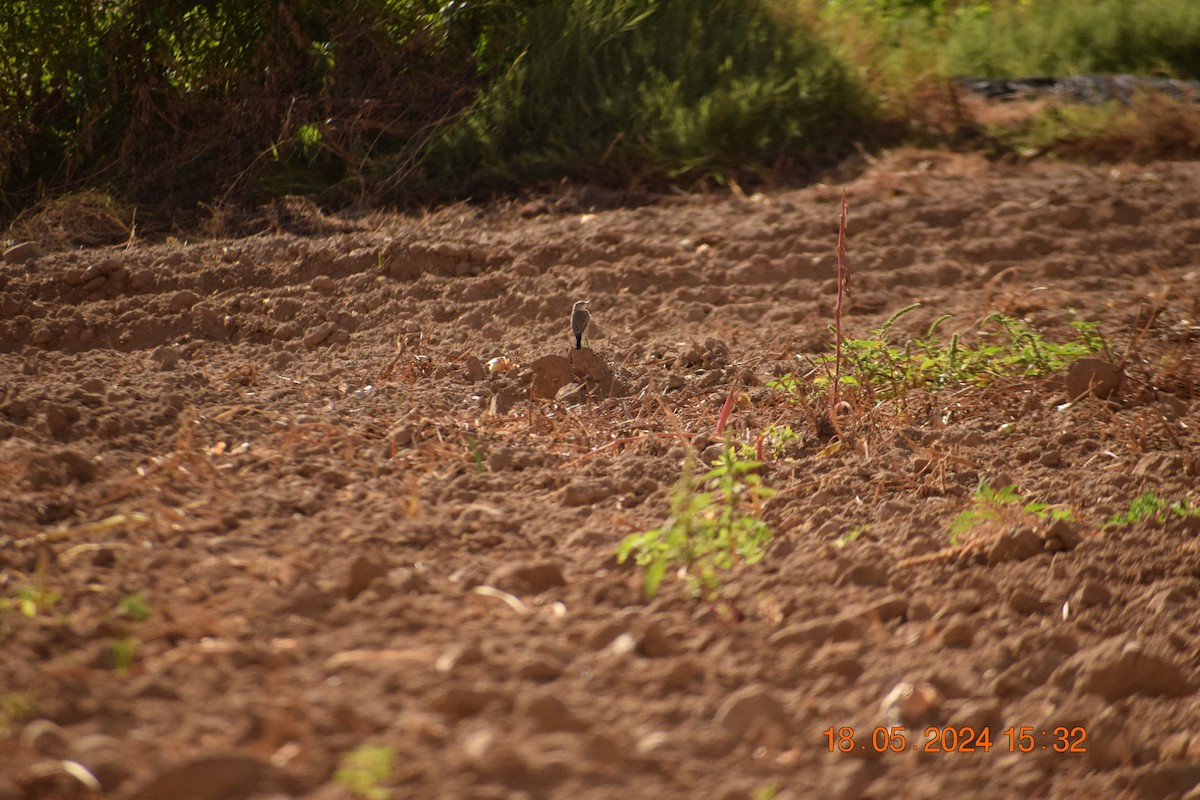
[571,300,591,350]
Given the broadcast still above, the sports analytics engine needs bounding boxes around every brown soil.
[2,149,1199,800]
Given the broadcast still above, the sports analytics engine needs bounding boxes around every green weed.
[117,592,152,622]
[948,480,1073,545]
[335,744,394,800]
[0,692,36,737]
[617,446,774,600]
[779,305,1107,403]
[111,636,137,675]
[1105,492,1200,528]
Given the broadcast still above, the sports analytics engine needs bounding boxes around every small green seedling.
[335,744,394,800]
[948,480,1073,545]
[1105,492,1200,528]
[117,592,152,622]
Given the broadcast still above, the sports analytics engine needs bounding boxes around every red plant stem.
[833,188,849,410]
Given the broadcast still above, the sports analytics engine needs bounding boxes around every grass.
[1106,492,1200,528]
[4,0,1200,226]
[773,304,1109,409]
[948,480,1073,545]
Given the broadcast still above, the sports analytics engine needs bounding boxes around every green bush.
[415,0,871,192]
[942,0,1200,78]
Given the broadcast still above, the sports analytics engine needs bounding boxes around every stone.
[486,560,566,594]
[714,685,793,736]
[3,241,42,264]
[1066,358,1122,400]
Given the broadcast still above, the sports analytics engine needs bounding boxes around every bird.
[571,300,591,350]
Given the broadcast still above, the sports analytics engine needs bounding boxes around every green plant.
[11,554,59,619]
[752,783,782,800]
[0,692,36,737]
[117,592,152,622]
[948,480,1073,545]
[1105,492,1200,528]
[785,305,1108,404]
[110,636,137,674]
[335,744,394,800]
[617,446,774,600]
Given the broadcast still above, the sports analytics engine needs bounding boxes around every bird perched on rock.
[571,300,591,350]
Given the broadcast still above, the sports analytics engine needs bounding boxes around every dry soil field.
[2,149,1199,800]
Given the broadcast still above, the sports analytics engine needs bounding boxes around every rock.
[122,754,271,800]
[531,354,575,399]
[3,241,42,264]
[486,560,566,594]
[988,526,1044,565]
[714,685,793,736]
[1054,639,1192,700]
[1066,358,1122,400]
[522,692,590,733]
[346,555,388,600]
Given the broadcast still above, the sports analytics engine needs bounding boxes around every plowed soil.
[2,149,1200,800]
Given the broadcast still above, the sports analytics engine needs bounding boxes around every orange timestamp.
[824,725,1087,754]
